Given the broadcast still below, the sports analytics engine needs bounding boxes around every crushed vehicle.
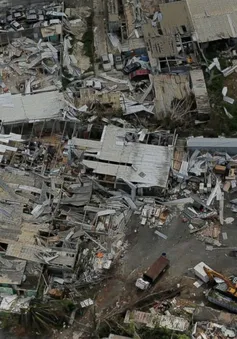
[135,254,169,290]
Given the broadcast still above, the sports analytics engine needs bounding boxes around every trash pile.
[0,131,134,307]
[138,197,170,228]
[0,37,60,94]
[192,321,236,339]
[169,148,237,247]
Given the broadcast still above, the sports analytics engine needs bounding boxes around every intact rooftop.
[0,91,65,124]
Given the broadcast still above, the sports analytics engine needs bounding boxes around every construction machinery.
[203,266,237,313]
[203,267,237,298]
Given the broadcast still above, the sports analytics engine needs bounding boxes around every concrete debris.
[194,262,212,283]
[224,217,234,224]
[222,65,237,77]
[222,232,228,240]
[154,230,168,240]
[0,295,31,313]
[192,321,236,339]
[0,0,237,336]
[193,280,204,288]
[223,96,234,105]
[124,310,189,332]
[80,298,94,308]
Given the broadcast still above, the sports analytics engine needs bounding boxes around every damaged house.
[141,1,211,118]
[71,125,174,193]
[187,0,237,44]
[143,0,194,71]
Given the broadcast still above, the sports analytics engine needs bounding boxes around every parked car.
[42,18,60,27]
[123,62,141,75]
[26,10,45,23]
[6,14,13,23]
[13,11,25,20]
[114,54,123,71]
[26,13,38,23]
[49,18,61,25]
[10,20,24,31]
[101,54,112,72]
[46,11,67,19]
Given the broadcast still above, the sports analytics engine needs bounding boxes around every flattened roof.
[6,243,77,268]
[0,257,26,285]
[186,0,237,42]
[72,126,173,188]
[0,91,65,124]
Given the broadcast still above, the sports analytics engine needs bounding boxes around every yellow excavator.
[204,266,237,298]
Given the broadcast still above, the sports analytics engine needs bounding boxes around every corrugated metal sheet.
[6,243,76,268]
[73,126,173,187]
[187,0,237,42]
[0,91,65,124]
[187,137,237,154]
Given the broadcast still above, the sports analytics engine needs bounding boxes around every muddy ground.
[54,193,237,338]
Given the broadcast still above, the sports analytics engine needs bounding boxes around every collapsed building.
[71,125,174,192]
[0,1,237,338]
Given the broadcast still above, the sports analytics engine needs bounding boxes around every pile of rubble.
[167,146,237,248]
[0,130,134,310]
[0,37,60,94]
[192,322,236,339]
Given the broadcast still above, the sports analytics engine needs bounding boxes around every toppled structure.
[0,36,61,94]
[192,321,236,339]
[124,310,189,332]
[0,128,135,313]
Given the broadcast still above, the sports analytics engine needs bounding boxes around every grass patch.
[204,67,237,136]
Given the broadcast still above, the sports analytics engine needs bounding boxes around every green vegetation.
[206,67,237,136]
[19,299,75,334]
[82,14,94,65]
[200,43,237,136]
[0,312,19,329]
